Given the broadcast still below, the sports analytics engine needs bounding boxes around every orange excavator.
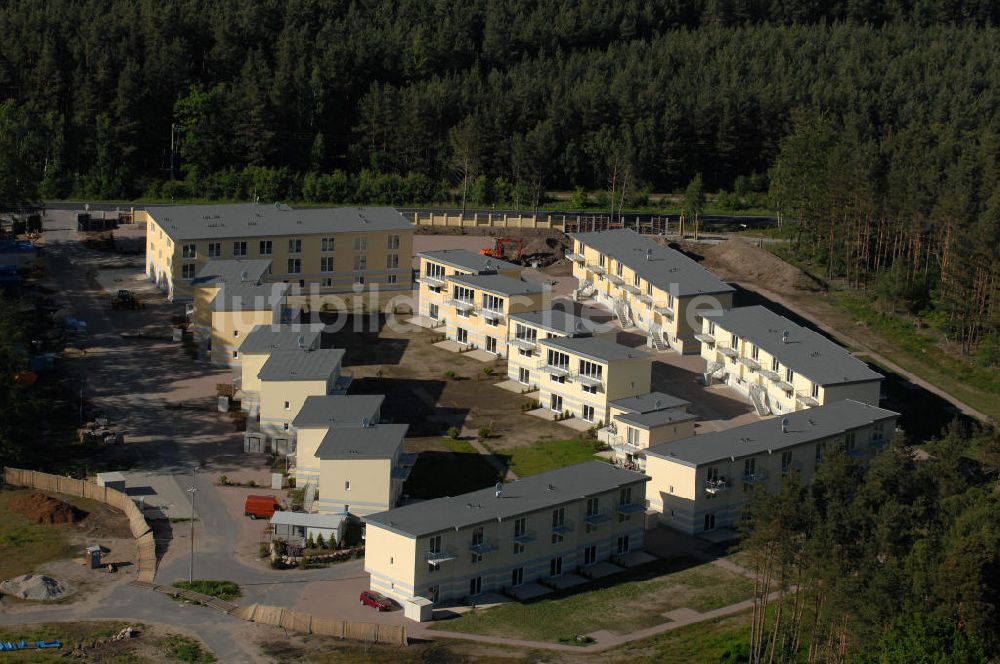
[480,236,525,262]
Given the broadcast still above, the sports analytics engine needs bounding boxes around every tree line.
[739,423,1000,663]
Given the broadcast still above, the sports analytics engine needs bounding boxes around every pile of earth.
[0,574,76,601]
[11,490,87,525]
[693,238,821,294]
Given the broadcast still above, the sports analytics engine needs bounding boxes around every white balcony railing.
[705,478,729,495]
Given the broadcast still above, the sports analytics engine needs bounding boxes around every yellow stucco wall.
[210,309,278,367]
[259,378,331,439]
[317,457,396,517]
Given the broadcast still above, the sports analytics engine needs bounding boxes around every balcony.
[509,337,537,352]
[717,346,738,358]
[444,298,474,312]
[425,549,456,565]
[551,519,573,535]
[566,252,585,262]
[742,471,768,485]
[795,393,820,407]
[332,371,353,394]
[537,362,570,377]
[479,308,504,323]
[514,532,535,545]
[468,539,498,554]
[705,478,729,495]
[606,274,624,286]
[694,332,715,344]
[757,369,780,381]
[653,303,675,318]
[773,379,794,392]
[586,263,606,275]
[617,502,645,515]
[584,512,610,527]
[572,372,603,389]
[623,283,640,295]
[739,357,760,370]
[418,275,446,288]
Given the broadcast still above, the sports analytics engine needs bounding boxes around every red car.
[359,590,392,611]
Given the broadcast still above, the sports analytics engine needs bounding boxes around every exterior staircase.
[648,324,668,351]
[302,481,316,512]
[613,300,633,327]
[750,385,771,417]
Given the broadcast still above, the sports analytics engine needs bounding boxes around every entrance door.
[485,336,497,354]
[427,585,439,602]
[549,557,563,577]
[428,303,439,320]
[511,567,523,587]
[550,394,563,412]
[616,535,630,554]
[584,545,597,565]
[704,513,717,532]
[469,576,482,596]
[519,368,530,384]
[456,328,468,344]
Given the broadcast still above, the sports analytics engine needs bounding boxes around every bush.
[246,479,256,488]
[258,543,270,558]
[315,533,326,549]
[447,426,461,440]
[218,475,229,486]
[444,370,457,380]
[162,635,216,663]
[172,579,242,601]
[478,425,492,440]
[298,555,309,570]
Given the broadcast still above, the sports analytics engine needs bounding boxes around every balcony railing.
[444,298,475,311]
[536,361,570,376]
[653,302,675,318]
[509,337,537,351]
[584,512,610,527]
[739,357,760,370]
[468,539,498,554]
[425,549,456,565]
[478,307,504,323]
[617,502,645,515]
[572,372,603,389]
[795,393,820,407]
[694,332,715,343]
[704,478,729,495]
[757,369,780,381]
[418,275,446,287]
[717,346,738,358]
[606,274,624,286]
[586,263,606,275]
[566,251,585,262]
[742,471,768,484]
[551,519,574,534]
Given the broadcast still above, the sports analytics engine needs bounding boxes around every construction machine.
[110,289,145,310]
[480,236,525,262]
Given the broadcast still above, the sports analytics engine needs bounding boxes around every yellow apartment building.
[209,282,291,367]
[234,324,322,411]
[416,249,521,324]
[362,461,649,618]
[290,395,385,489]
[249,348,350,455]
[644,400,898,535]
[190,258,272,338]
[506,308,617,387]
[536,336,653,425]
[597,392,698,470]
[698,306,883,416]
[139,203,413,302]
[315,423,411,517]
[442,274,548,357]
[567,229,734,353]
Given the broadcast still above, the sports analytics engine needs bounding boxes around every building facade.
[506,309,617,388]
[536,336,653,425]
[598,392,698,470]
[209,282,291,367]
[190,258,272,339]
[235,325,322,410]
[363,462,649,616]
[698,306,883,416]
[442,274,547,358]
[140,204,413,302]
[416,250,521,324]
[567,229,734,353]
[315,423,410,517]
[644,400,899,534]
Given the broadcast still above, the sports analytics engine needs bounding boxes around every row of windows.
[708,321,822,398]
[180,235,400,260]
[585,246,675,303]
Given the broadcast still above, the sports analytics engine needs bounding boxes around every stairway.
[648,325,668,351]
[302,481,316,512]
[750,385,771,417]
[614,300,633,327]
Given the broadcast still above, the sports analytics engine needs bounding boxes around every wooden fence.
[3,467,157,583]
[235,604,407,646]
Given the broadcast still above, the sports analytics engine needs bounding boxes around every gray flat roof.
[211,282,289,311]
[315,423,408,460]
[615,409,698,430]
[146,204,411,241]
[611,391,690,414]
[419,249,520,274]
[509,309,609,337]
[192,259,272,287]
[258,348,345,382]
[645,400,899,467]
[292,395,385,428]
[711,306,883,385]
[270,511,344,529]
[571,229,734,297]
[364,461,648,538]
[446,273,545,296]
[239,325,322,355]
[539,336,649,363]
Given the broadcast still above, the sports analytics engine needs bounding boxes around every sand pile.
[11,491,87,525]
[699,238,820,294]
[0,574,75,601]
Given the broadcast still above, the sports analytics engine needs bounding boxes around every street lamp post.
[187,467,198,584]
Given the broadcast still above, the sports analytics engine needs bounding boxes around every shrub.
[315,533,326,549]
[246,479,256,488]
[259,543,270,558]
[444,370,457,380]
[299,556,309,570]
[218,475,229,486]
[306,534,315,549]
[478,425,492,440]
[172,580,242,601]
[447,426,461,440]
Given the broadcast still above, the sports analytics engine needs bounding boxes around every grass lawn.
[612,611,751,664]
[0,489,87,581]
[171,579,242,601]
[432,557,754,643]
[499,437,605,477]
[0,622,217,663]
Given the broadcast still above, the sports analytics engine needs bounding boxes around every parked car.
[244,495,280,520]
[359,590,392,611]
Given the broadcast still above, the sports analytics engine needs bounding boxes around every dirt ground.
[0,621,216,663]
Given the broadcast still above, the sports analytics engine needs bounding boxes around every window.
[287,259,301,274]
[771,357,779,372]
[752,344,759,360]
[182,244,196,259]
[428,303,439,320]
[388,274,397,284]
[646,282,653,296]
[781,451,793,474]
[345,481,351,491]
[619,486,632,505]
[456,328,468,344]
[511,567,523,587]
[322,278,333,288]
[744,457,756,481]
[549,557,563,577]
[283,401,290,410]
[518,367,530,384]
[425,262,445,278]
[582,405,595,422]
[321,237,335,252]
[845,431,857,451]
[283,423,289,431]
[550,394,563,411]
[514,517,526,539]
[552,507,565,528]
[811,383,820,399]
[354,236,368,251]
[232,350,238,359]
[731,334,739,351]
[547,350,569,370]
[429,535,441,553]
[704,513,716,532]
[514,542,524,554]
[470,552,483,564]
[386,253,399,269]
[633,273,640,287]
[469,576,482,595]
[259,240,272,255]
[233,241,247,257]
[815,442,826,466]
[233,330,240,337]
[288,239,302,254]
[626,427,640,446]
[515,324,537,342]
[586,497,599,516]
[616,261,623,277]
[181,263,196,279]
[616,535,630,554]
[708,320,716,335]
[785,368,794,383]
[578,360,603,379]
[355,275,365,285]
[598,253,606,267]
[321,257,335,272]
[485,336,497,354]
[354,255,367,271]
[471,527,484,547]
[584,545,597,565]
[387,235,399,250]
[482,293,504,311]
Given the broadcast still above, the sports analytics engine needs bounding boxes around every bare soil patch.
[682,238,821,295]
[11,490,86,525]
